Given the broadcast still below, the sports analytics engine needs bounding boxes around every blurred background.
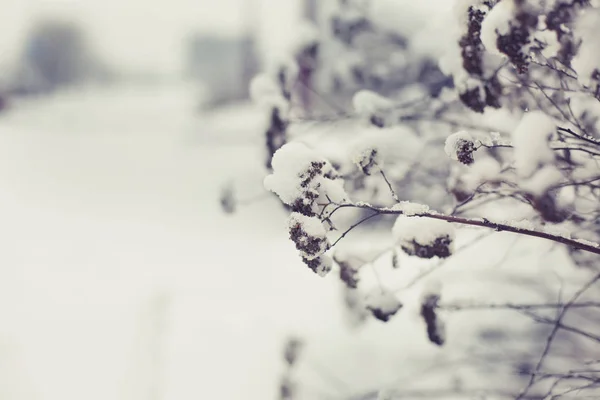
[0,1,351,399]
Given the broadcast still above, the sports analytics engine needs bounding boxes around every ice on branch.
[393,216,455,259]
[365,289,403,322]
[444,131,477,165]
[264,143,348,216]
[512,111,556,178]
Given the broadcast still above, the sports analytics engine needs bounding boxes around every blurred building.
[186,34,258,107]
[9,19,111,96]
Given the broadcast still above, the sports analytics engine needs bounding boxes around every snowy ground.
[0,83,344,400]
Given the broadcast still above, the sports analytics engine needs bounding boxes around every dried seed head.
[420,293,445,346]
[283,337,303,366]
[365,289,403,322]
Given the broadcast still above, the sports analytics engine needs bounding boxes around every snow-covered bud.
[393,216,455,259]
[333,253,361,289]
[420,280,445,346]
[365,289,403,322]
[288,213,330,261]
[283,337,303,367]
[219,181,236,214]
[445,131,477,165]
[352,90,393,127]
[265,143,348,217]
[302,254,333,277]
[279,374,295,400]
[352,148,382,175]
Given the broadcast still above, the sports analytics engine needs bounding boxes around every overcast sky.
[0,0,301,75]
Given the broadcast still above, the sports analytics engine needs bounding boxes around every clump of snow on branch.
[352,90,393,116]
[572,8,600,87]
[288,213,332,276]
[349,125,423,172]
[249,74,290,112]
[511,111,557,179]
[264,142,348,216]
[288,213,330,260]
[444,131,478,165]
[480,0,515,57]
[365,288,403,322]
[303,255,333,277]
[393,216,455,259]
[390,201,430,216]
[521,165,563,197]
[352,148,383,175]
[288,20,319,55]
[352,90,394,126]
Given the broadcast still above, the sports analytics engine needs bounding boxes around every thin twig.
[329,202,600,255]
[379,170,400,202]
[330,212,381,247]
[440,301,600,312]
[516,271,600,399]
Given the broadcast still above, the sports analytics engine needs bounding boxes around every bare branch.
[328,202,600,255]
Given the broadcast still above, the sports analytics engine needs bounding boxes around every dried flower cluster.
[458,2,503,112]
[420,291,445,346]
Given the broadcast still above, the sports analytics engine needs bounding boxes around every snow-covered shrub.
[242,1,600,399]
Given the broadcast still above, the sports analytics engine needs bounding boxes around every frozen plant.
[241,1,600,399]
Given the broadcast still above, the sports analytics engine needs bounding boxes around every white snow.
[264,142,348,207]
[392,216,456,255]
[288,20,320,55]
[421,279,443,300]
[287,213,330,261]
[364,289,402,315]
[520,164,563,196]
[352,90,393,116]
[480,0,515,56]
[377,389,394,400]
[511,111,556,178]
[349,125,423,168]
[572,8,600,86]
[249,73,289,112]
[390,201,430,216]
[352,147,383,174]
[314,255,334,277]
[288,212,327,239]
[444,130,476,162]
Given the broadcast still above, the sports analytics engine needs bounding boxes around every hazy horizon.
[0,0,301,75]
